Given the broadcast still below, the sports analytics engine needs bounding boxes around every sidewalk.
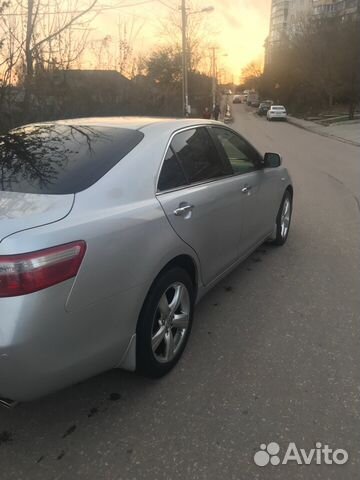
[287,116,360,147]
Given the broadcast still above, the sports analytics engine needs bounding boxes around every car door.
[210,126,278,256]
[156,126,246,285]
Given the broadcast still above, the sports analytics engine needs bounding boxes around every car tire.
[271,190,293,246]
[136,267,195,378]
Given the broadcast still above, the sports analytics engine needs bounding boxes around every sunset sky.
[93,0,271,82]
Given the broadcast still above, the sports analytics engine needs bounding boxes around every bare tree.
[25,0,97,75]
[116,17,144,77]
[90,34,113,70]
[88,17,144,77]
[0,2,26,130]
[241,60,262,90]
[0,0,98,114]
[34,0,92,72]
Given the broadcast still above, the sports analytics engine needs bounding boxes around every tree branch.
[32,0,98,51]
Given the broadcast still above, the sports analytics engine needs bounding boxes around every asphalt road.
[1,105,359,480]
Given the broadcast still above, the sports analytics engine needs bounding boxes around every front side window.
[170,128,226,184]
[211,128,261,175]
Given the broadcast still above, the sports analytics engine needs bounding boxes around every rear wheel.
[271,190,293,246]
[136,268,194,378]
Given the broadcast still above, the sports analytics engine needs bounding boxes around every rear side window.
[0,124,144,194]
[158,147,187,192]
[171,128,226,184]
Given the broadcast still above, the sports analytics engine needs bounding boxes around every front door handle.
[241,184,252,194]
[174,204,194,216]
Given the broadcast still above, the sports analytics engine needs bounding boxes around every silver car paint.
[0,191,74,243]
[0,117,292,401]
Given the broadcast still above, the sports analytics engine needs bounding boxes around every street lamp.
[198,6,214,13]
[181,1,214,117]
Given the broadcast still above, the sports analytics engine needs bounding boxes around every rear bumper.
[0,281,143,402]
[268,114,287,119]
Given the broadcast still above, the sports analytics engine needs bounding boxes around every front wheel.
[271,190,293,246]
[136,268,195,378]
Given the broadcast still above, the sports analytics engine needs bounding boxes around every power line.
[157,0,178,11]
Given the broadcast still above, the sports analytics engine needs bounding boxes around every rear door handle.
[174,204,194,216]
[241,184,252,194]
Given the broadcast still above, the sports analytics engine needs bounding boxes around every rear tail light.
[0,241,86,297]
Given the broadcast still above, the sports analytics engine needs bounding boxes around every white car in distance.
[267,105,287,121]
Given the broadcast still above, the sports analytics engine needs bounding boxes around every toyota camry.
[0,117,293,403]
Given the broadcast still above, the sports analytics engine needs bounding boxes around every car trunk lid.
[0,191,74,243]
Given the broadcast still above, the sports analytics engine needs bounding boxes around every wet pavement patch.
[109,392,122,401]
[224,286,233,292]
[36,456,45,464]
[62,425,77,438]
[88,407,99,418]
[57,451,65,460]
[0,431,12,445]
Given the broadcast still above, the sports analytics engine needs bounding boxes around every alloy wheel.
[281,196,291,239]
[151,282,190,363]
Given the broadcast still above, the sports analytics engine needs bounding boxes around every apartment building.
[313,0,360,19]
[265,0,312,65]
[265,0,360,65]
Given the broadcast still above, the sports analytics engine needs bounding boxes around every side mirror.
[264,152,281,168]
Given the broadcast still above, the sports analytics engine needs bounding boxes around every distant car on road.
[233,95,242,104]
[257,101,273,116]
[267,105,287,121]
[0,117,293,403]
[247,91,260,107]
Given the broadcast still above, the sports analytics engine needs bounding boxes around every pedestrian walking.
[202,107,211,119]
[213,104,221,121]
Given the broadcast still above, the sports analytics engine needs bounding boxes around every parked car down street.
[0,117,293,404]
[267,105,288,121]
[257,100,273,116]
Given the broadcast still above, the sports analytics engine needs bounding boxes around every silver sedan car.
[0,117,293,404]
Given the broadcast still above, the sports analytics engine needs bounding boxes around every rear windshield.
[0,124,144,194]
[272,106,285,110]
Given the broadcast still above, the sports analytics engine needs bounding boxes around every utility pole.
[180,3,214,116]
[210,47,218,109]
[181,0,189,117]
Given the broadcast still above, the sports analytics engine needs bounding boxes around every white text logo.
[254,442,349,467]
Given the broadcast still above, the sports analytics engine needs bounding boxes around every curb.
[287,117,360,148]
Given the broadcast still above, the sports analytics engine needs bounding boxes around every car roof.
[49,116,220,132]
